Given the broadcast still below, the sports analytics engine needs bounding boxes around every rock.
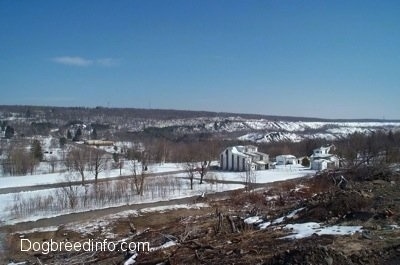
[129,222,136,233]
[362,230,372,240]
[372,180,388,185]
[325,255,333,265]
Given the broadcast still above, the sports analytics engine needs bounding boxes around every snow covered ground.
[280,222,362,239]
[0,163,315,226]
[0,175,241,225]
[213,164,315,183]
[14,203,210,236]
[0,163,184,189]
[244,207,362,239]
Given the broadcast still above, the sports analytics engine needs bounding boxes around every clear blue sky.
[0,0,399,119]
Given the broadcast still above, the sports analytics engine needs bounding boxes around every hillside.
[1,105,400,143]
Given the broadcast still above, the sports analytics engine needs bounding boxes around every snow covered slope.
[134,117,400,143]
[236,120,400,143]
[1,107,399,143]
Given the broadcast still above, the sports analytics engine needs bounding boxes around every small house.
[276,155,297,165]
[84,140,114,146]
[310,145,339,171]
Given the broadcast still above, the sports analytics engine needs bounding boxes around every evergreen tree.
[31,139,43,161]
[5,126,14,139]
[112,152,119,163]
[67,130,72,139]
[73,128,82,141]
[25,108,31,118]
[0,121,6,131]
[91,127,98,139]
[59,137,67,148]
[301,157,310,167]
[76,128,82,138]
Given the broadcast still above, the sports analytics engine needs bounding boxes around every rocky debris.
[266,245,353,265]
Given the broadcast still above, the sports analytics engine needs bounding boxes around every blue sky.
[0,0,399,119]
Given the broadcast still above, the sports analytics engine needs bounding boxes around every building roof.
[230,146,250,158]
[313,159,334,164]
[311,153,333,158]
[253,151,268,156]
[276,154,297,159]
[223,145,267,158]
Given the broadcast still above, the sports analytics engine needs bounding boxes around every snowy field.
[0,163,315,226]
[0,163,184,189]
[0,175,242,225]
[213,164,315,183]
[0,163,314,190]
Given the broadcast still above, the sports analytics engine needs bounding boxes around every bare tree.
[184,162,196,190]
[4,142,35,175]
[244,160,256,192]
[151,138,169,163]
[89,148,107,184]
[66,147,89,185]
[180,142,214,188]
[48,155,58,173]
[60,174,79,209]
[199,161,209,184]
[128,151,149,196]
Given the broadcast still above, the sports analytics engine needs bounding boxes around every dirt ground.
[3,166,400,265]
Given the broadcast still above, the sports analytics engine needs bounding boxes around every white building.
[276,155,297,165]
[310,145,339,171]
[84,140,114,146]
[220,145,269,171]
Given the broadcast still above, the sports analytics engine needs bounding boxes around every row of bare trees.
[256,130,400,167]
[9,174,224,218]
[64,146,110,185]
[335,130,400,168]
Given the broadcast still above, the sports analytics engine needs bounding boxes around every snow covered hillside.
[1,106,400,143]
[136,117,400,143]
[236,120,400,143]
